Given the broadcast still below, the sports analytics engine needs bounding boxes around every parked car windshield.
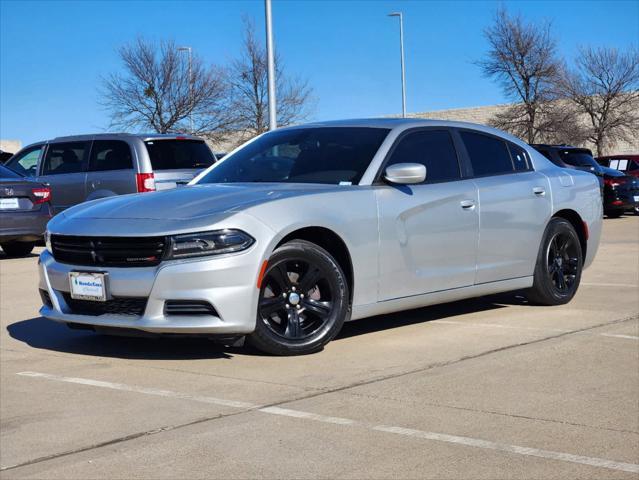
[197,127,390,185]
[144,140,216,170]
[0,164,22,179]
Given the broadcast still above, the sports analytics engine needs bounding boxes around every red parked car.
[596,154,639,178]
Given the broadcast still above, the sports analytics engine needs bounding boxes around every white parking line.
[431,320,638,340]
[581,282,639,288]
[16,371,639,474]
[373,426,639,474]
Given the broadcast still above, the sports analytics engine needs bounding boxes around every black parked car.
[0,164,53,257]
[530,144,604,190]
[601,166,639,218]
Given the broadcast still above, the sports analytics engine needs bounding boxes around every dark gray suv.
[6,133,217,214]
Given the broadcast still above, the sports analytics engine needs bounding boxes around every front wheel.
[1,241,35,257]
[248,240,349,355]
[526,218,583,305]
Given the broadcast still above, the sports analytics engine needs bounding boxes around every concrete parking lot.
[0,217,637,479]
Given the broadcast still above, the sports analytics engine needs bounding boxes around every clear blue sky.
[1,0,637,146]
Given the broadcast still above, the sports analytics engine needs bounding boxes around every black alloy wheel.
[527,218,583,305]
[248,240,349,355]
[546,232,580,294]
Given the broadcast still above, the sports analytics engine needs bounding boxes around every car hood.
[61,183,348,221]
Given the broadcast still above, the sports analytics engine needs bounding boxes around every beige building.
[0,139,22,154]
[407,103,638,155]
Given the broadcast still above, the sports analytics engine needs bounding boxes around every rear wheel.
[1,241,35,257]
[526,218,582,306]
[248,240,349,355]
[606,210,623,218]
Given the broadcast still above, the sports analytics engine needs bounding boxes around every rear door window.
[385,129,461,183]
[507,143,531,171]
[144,140,215,170]
[89,140,133,171]
[460,131,514,176]
[42,142,89,175]
[558,150,598,168]
[7,145,43,177]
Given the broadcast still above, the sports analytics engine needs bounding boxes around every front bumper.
[38,246,265,335]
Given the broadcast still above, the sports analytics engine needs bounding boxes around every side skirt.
[350,276,533,321]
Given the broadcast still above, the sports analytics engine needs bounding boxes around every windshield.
[197,127,390,185]
[559,150,598,168]
[0,164,22,179]
[145,140,216,170]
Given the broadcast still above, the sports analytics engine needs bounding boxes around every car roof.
[50,133,203,142]
[278,118,529,145]
[597,154,639,160]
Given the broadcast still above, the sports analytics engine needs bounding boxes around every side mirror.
[384,163,426,185]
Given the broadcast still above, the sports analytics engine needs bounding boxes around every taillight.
[32,187,51,204]
[136,173,156,193]
[603,177,626,187]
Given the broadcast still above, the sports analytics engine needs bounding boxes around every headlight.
[44,230,52,253]
[167,229,254,259]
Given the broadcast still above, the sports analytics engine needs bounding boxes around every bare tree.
[228,18,313,138]
[101,38,233,142]
[556,46,639,155]
[478,8,577,143]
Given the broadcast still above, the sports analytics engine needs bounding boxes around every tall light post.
[177,46,194,134]
[388,12,407,118]
[265,0,277,130]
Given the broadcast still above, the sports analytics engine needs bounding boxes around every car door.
[37,141,90,214]
[375,128,479,301]
[5,144,45,177]
[458,130,552,284]
[85,140,137,199]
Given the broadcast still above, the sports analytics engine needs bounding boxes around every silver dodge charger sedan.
[39,119,602,355]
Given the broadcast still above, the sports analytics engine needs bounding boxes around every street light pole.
[265,0,277,130]
[388,12,406,118]
[178,46,194,134]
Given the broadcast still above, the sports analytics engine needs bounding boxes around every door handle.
[533,187,546,196]
[460,200,476,210]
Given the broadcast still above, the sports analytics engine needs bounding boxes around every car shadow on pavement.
[7,317,236,360]
[0,252,39,260]
[7,292,527,359]
[336,291,526,340]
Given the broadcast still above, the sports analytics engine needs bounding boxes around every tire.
[606,210,623,218]
[1,241,35,257]
[526,218,582,306]
[248,240,350,355]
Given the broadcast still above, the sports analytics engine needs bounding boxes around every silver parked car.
[39,119,602,355]
[6,133,217,214]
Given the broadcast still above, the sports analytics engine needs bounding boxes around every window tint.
[7,146,42,177]
[629,160,639,172]
[145,140,215,170]
[460,131,513,176]
[42,142,88,175]
[89,140,133,171]
[558,150,597,168]
[507,143,530,171]
[386,130,460,183]
[198,127,390,185]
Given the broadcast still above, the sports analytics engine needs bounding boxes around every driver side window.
[7,146,43,177]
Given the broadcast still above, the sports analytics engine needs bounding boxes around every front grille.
[63,293,148,316]
[164,300,218,316]
[51,235,167,267]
